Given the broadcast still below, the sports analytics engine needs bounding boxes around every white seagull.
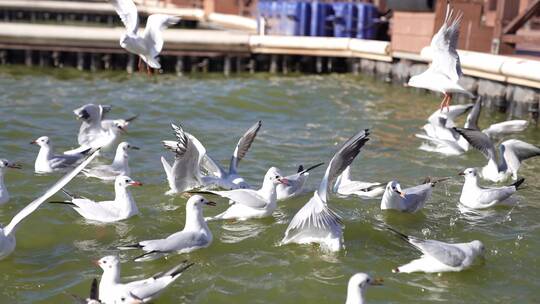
[82,142,139,181]
[334,165,384,199]
[0,151,98,260]
[385,226,485,273]
[118,195,214,262]
[49,175,142,223]
[161,121,262,194]
[97,255,192,303]
[280,129,370,252]
[275,163,324,201]
[408,0,473,110]
[453,127,540,182]
[109,0,180,73]
[200,167,288,221]
[458,168,524,209]
[0,159,21,205]
[380,178,447,213]
[345,273,383,304]
[31,136,91,173]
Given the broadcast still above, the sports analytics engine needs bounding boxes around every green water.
[0,67,539,303]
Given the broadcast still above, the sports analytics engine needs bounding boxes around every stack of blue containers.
[257,0,378,39]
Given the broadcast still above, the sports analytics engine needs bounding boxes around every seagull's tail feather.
[512,177,525,190]
[48,201,76,206]
[422,176,451,186]
[133,250,162,262]
[61,188,77,199]
[299,162,325,175]
[374,222,411,243]
[117,243,143,250]
[166,261,195,278]
[297,165,304,173]
[125,114,139,123]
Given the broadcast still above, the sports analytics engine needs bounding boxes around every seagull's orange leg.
[138,57,143,73]
[444,93,452,112]
[439,94,448,112]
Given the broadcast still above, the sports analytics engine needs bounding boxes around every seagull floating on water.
[385,225,485,273]
[82,142,139,181]
[345,273,383,304]
[200,167,288,221]
[458,168,524,209]
[50,175,142,223]
[280,129,370,252]
[118,195,215,262]
[408,0,473,111]
[96,255,192,303]
[0,159,21,205]
[31,136,91,173]
[380,177,447,213]
[453,127,540,182]
[110,0,180,73]
[334,165,384,199]
[275,163,324,201]
[0,151,97,260]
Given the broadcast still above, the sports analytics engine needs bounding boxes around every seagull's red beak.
[92,260,100,267]
[129,181,143,186]
[278,178,290,186]
[30,140,37,145]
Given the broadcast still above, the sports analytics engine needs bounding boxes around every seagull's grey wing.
[143,14,180,55]
[318,129,370,200]
[281,192,342,245]
[139,231,205,253]
[483,120,529,138]
[201,155,227,178]
[402,183,432,212]
[464,98,481,130]
[229,120,262,174]
[430,1,463,81]
[453,127,496,161]
[126,263,191,300]
[476,186,515,205]
[110,0,139,34]
[211,189,267,209]
[501,139,540,174]
[410,238,467,267]
[4,151,98,236]
[427,103,473,125]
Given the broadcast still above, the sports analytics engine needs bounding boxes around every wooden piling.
[76,52,84,71]
[224,55,231,76]
[175,56,184,76]
[24,49,32,66]
[126,53,134,74]
[269,55,277,74]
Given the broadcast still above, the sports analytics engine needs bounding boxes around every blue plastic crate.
[331,2,358,38]
[357,3,378,39]
[310,2,334,37]
[295,2,311,36]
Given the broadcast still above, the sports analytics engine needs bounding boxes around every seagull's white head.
[346,273,383,303]
[117,142,139,154]
[0,159,21,171]
[112,120,130,135]
[386,181,404,198]
[96,255,120,271]
[30,136,51,148]
[115,175,143,188]
[264,167,289,186]
[459,168,478,180]
[73,104,104,122]
[470,240,485,256]
[186,195,216,211]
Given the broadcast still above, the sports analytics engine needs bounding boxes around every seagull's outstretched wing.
[430,1,463,82]
[483,120,529,139]
[204,189,267,209]
[501,139,540,174]
[229,120,262,174]
[464,98,482,130]
[453,127,496,161]
[4,150,99,236]
[144,14,180,55]
[318,129,370,200]
[110,0,139,34]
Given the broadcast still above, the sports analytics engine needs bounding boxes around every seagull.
[275,163,324,201]
[280,129,370,252]
[161,121,261,194]
[49,175,142,223]
[408,0,473,111]
[333,165,384,199]
[453,127,540,182]
[384,225,485,273]
[109,0,180,73]
[31,136,91,173]
[96,255,193,303]
[82,142,139,181]
[70,104,138,153]
[199,167,288,221]
[380,177,447,213]
[458,168,524,209]
[0,159,21,205]
[417,99,529,155]
[0,151,98,260]
[345,273,383,304]
[118,195,215,262]
[72,278,140,304]
[199,120,262,190]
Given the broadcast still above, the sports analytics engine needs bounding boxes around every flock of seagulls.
[0,0,538,303]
